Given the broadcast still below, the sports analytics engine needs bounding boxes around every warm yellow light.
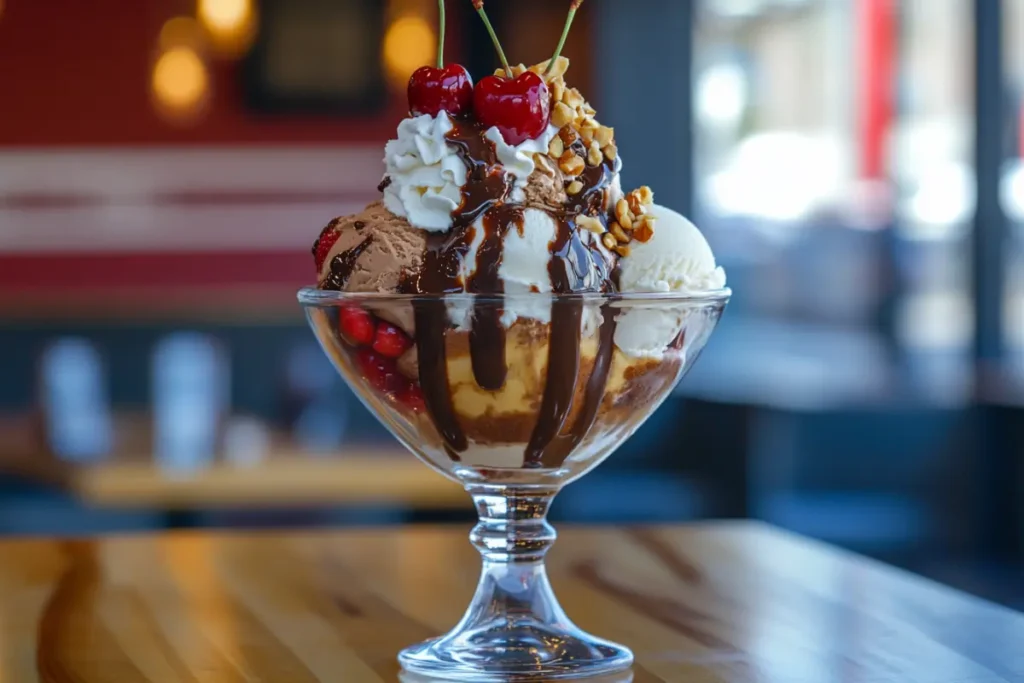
[159,16,205,51]
[152,46,209,118]
[197,0,256,55]
[383,15,436,91]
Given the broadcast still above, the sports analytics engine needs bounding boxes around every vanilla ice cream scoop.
[614,204,726,357]
[616,204,725,293]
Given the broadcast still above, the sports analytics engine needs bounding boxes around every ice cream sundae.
[309,0,726,470]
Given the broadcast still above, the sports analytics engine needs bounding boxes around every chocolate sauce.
[467,204,523,391]
[320,236,373,290]
[445,119,514,226]
[398,116,622,464]
[377,176,392,193]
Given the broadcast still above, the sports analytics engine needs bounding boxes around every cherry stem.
[546,0,583,77]
[473,1,512,79]
[437,0,446,68]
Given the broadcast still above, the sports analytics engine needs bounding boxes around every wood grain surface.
[2,522,1024,682]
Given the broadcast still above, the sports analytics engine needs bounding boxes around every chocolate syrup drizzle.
[321,236,374,291]
[399,117,621,466]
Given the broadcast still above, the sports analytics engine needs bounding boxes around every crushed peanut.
[595,126,614,147]
[609,221,630,244]
[601,233,618,251]
[566,180,583,195]
[551,79,566,103]
[558,151,585,177]
[577,215,604,234]
[603,144,618,161]
[548,137,564,159]
[632,221,655,243]
[558,125,578,147]
[529,56,570,81]
[565,88,585,109]
[551,102,575,128]
[615,199,631,226]
[587,141,603,167]
[613,244,631,257]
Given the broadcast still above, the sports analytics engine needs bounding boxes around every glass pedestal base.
[399,487,633,681]
[399,620,632,681]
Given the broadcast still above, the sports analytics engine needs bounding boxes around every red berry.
[408,64,474,117]
[372,322,413,358]
[356,349,406,394]
[399,383,426,413]
[339,306,375,347]
[473,72,551,145]
[313,222,341,273]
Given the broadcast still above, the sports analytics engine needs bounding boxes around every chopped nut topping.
[609,221,630,243]
[626,191,646,216]
[615,199,632,227]
[548,136,565,159]
[577,215,604,234]
[566,180,584,195]
[632,221,655,243]
[614,198,630,223]
[551,79,566,103]
[558,125,578,147]
[559,151,585,177]
[587,141,603,167]
[530,56,569,81]
[551,102,575,128]
[613,244,631,257]
[603,144,618,161]
[601,233,618,251]
[637,186,654,205]
[595,126,614,148]
[564,88,585,109]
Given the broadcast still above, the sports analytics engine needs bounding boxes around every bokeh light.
[383,15,436,91]
[151,46,210,123]
[197,0,256,55]
[159,16,206,52]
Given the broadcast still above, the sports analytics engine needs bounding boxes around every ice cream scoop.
[616,204,726,294]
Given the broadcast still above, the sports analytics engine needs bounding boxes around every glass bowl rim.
[297,287,732,307]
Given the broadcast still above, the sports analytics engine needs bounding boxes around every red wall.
[0,0,413,147]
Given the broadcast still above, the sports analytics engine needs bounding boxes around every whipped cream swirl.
[382,113,561,231]
[382,113,468,232]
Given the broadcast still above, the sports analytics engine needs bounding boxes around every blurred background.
[1,0,1023,605]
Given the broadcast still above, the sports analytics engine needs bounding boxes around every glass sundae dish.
[299,2,729,678]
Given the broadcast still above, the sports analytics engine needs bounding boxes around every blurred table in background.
[3,522,1024,682]
[0,412,466,511]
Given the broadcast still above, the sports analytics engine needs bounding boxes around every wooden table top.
[3,521,1024,683]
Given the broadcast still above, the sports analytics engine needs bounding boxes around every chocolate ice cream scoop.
[317,201,427,293]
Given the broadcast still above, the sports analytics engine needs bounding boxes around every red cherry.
[313,222,341,273]
[372,321,413,358]
[408,64,474,117]
[398,383,426,413]
[357,349,407,394]
[339,306,375,347]
[473,72,551,145]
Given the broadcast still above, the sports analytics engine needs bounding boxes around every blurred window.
[693,0,974,401]
[1004,0,1024,367]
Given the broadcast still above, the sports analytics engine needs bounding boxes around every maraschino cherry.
[470,0,550,145]
[407,0,473,117]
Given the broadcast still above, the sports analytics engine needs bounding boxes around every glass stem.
[458,485,570,633]
[468,485,558,563]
